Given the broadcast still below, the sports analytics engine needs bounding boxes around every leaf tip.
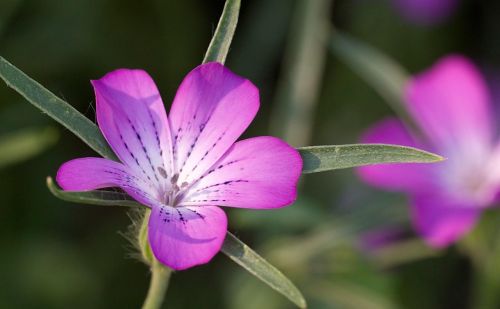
[46,176,58,194]
[419,149,445,163]
[433,154,446,162]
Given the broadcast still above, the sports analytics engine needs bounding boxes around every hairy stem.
[203,0,241,64]
[142,260,172,309]
[139,209,172,309]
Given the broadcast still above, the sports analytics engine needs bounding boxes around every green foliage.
[0,56,116,160]
[47,177,141,208]
[299,144,443,174]
[203,0,241,64]
[222,232,307,308]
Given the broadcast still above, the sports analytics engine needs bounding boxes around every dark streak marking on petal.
[176,208,186,226]
[185,208,205,219]
[115,124,152,182]
[190,131,226,174]
[127,118,159,182]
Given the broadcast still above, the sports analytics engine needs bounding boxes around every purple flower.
[391,0,459,25]
[358,55,500,247]
[56,63,302,270]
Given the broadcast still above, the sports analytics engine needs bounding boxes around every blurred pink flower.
[56,63,302,270]
[392,0,459,25]
[358,55,500,247]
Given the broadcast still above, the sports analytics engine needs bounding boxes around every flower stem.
[139,209,172,309]
[203,0,241,64]
[142,261,172,309]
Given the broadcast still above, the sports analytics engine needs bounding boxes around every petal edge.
[181,136,303,209]
[148,205,228,270]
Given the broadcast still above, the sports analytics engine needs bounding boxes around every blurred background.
[0,0,499,308]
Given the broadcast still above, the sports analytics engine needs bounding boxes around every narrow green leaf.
[203,0,241,64]
[0,127,58,168]
[299,144,443,174]
[222,232,307,309]
[47,177,141,207]
[0,56,116,160]
[329,31,418,131]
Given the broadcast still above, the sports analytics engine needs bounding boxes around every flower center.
[439,154,496,207]
[156,169,189,207]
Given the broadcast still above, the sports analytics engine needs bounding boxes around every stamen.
[171,173,179,184]
[157,166,168,179]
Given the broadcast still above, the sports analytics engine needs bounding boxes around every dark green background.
[0,0,498,308]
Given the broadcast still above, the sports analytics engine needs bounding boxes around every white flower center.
[155,170,189,207]
[437,144,497,207]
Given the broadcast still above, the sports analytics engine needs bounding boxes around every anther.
[171,173,179,184]
[157,166,168,179]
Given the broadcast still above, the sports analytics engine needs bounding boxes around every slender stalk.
[203,0,241,64]
[142,261,172,309]
[139,209,173,309]
[270,0,333,147]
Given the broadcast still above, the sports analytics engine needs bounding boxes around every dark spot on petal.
[157,166,168,179]
[171,173,179,184]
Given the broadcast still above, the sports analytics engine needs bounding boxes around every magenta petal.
[56,157,157,207]
[357,118,433,193]
[92,69,173,186]
[406,55,493,150]
[411,193,480,247]
[148,205,227,270]
[180,136,302,209]
[168,62,259,185]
